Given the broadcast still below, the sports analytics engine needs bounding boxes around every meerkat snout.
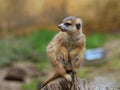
[58,24,62,29]
[58,23,69,32]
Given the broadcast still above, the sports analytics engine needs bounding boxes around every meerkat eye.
[64,23,71,26]
[76,24,81,30]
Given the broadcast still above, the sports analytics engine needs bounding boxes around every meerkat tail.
[42,72,59,88]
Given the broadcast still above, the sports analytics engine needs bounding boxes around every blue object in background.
[84,48,107,64]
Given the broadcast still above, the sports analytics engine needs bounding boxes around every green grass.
[21,80,37,90]
[78,67,93,78]
[37,61,48,70]
[107,58,120,71]
[86,33,107,49]
[29,29,57,53]
[0,36,43,66]
[0,29,57,67]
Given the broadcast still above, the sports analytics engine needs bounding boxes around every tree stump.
[40,72,88,90]
[40,72,119,90]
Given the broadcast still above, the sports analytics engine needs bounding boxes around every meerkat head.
[58,16,82,33]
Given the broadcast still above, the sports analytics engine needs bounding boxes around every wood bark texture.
[40,73,118,90]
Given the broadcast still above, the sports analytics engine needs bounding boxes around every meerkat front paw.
[63,74,72,81]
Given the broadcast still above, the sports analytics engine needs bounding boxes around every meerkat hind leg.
[42,72,59,86]
[54,62,72,82]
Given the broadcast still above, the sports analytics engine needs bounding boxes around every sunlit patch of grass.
[109,33,120,40]
[0,36,43,67]
[37,61,48,71]
[0,29,57,67]
[21,80,37,90]
[77,67,94,79]
[29,29,57,53]
[108,58,120,71]
[86,33,108,49]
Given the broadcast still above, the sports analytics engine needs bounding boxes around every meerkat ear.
[76,24,81,30]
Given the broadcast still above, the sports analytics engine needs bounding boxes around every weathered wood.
[40,73,88,90]
[40,73,119,90]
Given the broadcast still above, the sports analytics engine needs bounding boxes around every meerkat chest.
[65,40,76,52]
[63,34,81,52]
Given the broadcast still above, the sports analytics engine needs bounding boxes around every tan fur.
[42,16,86,87]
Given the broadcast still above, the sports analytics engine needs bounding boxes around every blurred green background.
[0,0,120,90]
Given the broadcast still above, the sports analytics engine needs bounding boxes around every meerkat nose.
[58,25,61,29]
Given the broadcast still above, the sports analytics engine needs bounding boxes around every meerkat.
[42,16,86,87]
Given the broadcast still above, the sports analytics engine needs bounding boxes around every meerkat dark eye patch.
[76,24,81,30]
[64,23,71,26]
